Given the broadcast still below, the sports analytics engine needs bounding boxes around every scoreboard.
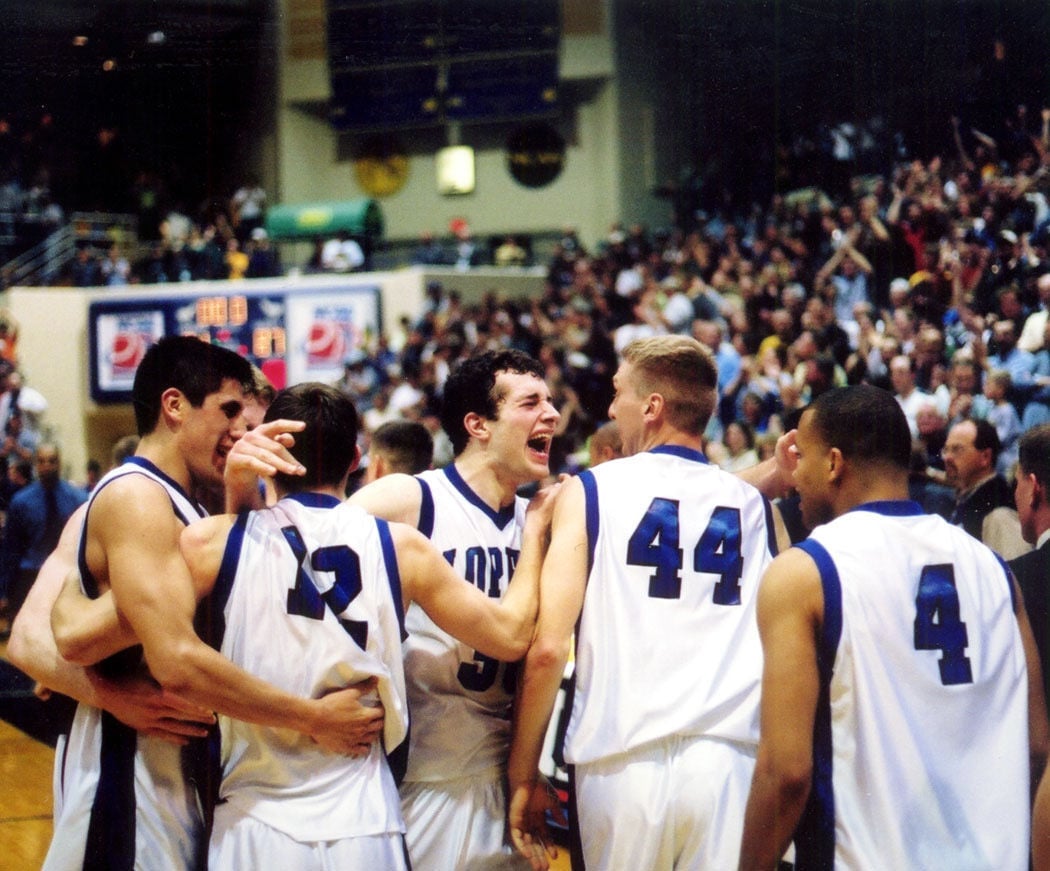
[88,282,382,403]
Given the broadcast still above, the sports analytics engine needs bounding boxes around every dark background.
[1,0,1048,213]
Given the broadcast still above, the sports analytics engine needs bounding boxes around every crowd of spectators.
[8,98,1050,527]
[334,104,1050,538]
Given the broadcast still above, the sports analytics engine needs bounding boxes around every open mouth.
[527,434,552,459]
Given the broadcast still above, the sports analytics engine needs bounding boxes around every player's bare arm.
[92,475,380,755]
[507,476,588,870]
[395,482,559,663]
[8,505,215,743]
[52,567,138,665]
[739,548,823,871]
[346,472,426,526]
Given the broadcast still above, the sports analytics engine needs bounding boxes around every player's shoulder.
[346,472,423,525]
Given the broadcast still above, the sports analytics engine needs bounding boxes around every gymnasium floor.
[0,641,55,869]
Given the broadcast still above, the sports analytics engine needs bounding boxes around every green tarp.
[265,199,383,240]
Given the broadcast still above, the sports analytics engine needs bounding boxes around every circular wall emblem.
[506,123,565,188]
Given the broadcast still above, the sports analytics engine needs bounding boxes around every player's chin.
[525,450,551,478]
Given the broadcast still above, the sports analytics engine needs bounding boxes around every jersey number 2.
[626,498,743,604]
[913,563,973,685]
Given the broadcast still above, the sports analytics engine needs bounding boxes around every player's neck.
[837,471,909,515]
[453,453,519,509]
[638,425,703,455]
[134,434,192,492]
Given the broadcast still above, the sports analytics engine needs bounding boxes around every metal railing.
[1,212,138,289]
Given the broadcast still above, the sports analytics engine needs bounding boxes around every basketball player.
[179,383,555,869]
[508,335,778,870]
[32,337,380,871]
[335,349,561,869]
[739,385,1047,869]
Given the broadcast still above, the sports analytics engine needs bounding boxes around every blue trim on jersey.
[763,497,779,556]
[198,512,250,651]
[124,456,206,521]
[793,538,842,871]
[648,444,708,463]
[417,477,435,537]
[579,470,599,576]
[84,712,137,871]
[284,491,341,510]
[995,552,1018,610]
[442,463,517,529]
[848,499,924,517]
[376,518,407,640]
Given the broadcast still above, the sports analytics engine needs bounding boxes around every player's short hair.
[371,420,433,475]
[806,385,912,471]
[1018,423,1050,490]
[621,335,718,435]
[439,349,545,455]
[132,336,254,436]
[265,382,360,491]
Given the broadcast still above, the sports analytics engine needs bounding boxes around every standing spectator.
[411,230,446,266]
[99,244,130,287]
[321,230,365,273]
[0,442,86,625]
[943,418,1027,557]
[1010,424,1050,717]
[1019,273,1050,353]
[890,354,935,437]
[229,176,267,243]
[245,227,282,278]
[225,237,249,280]
[70,246,101,287]
[984,369,1023,475]
[813,226,874,328]
[739,385,1044,870]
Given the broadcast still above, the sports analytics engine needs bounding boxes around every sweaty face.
[181,378,248,489]
[792,410,835,531]
[485,371,559,486]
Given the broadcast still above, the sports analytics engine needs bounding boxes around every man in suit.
[1011,423,1050,712]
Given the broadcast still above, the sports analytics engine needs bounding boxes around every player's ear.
[463,411,489,442]
[827,446,845,482]
[160,387,186,424]
[643,392,663,421]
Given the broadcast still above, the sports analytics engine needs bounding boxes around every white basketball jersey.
[200,494,409,842]
[796,501,1029,870]
[401,465,528,782]
[45,457,207,871]
[565,446,776,765]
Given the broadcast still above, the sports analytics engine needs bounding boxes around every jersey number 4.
[913,563,973,685]
[626,498,743,603]
[283,526,370,650]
